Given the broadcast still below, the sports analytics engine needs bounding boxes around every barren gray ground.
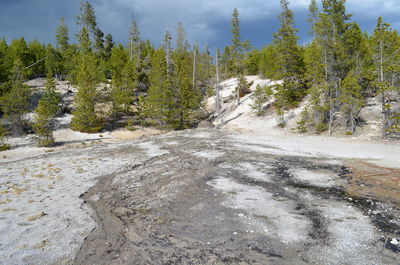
[74,130,399,265]
[1,129,399,264]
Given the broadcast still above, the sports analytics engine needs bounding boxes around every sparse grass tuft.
[0,144,10,151]
[0,208,16,213]
[0,199,11,205]
[27,211,46,222]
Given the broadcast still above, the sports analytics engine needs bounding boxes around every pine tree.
[109,44,135,120]
[307,0,352,134]
[236,75,250,98]
[56,17,69,53]
[176,22,189,55]
[274,0,305,112]
[243,49,260,75]
[307,0,319,39]
[197,46,214,93]
[71,27,102,133]
[0,38,9,84]
[339,72,364,134]
[147,48,172,126]
[387,112,400,135]
[54,17,70,79]
[258,45,279,79]
[129,14,141,64]
[137,94,148,128]
[371,17,400,138]
[0,123,10,151]
[0,59,30,134]
[77,1,97,36]
[303,41,329,131]
[77,1,104,57]
[94,28,105,57]
[231,8,244,106]
[174,52,196,129]
[172,44,202,129]
[251,84,272,116]
[136,40,153,93]
[219,46,234,78]
[104,33,114,59]
[6,38,30,74]
[33,74,61,146]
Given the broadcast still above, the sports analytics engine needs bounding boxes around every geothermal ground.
[0,129,399,265]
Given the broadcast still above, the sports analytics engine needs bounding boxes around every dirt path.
[70,130,399,265]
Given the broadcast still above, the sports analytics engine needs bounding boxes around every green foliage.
[307,0,319,38]
[304,42,324,86]
[0,38,9,83]
[371,17,400,138]
[231,8,243,75]
[230,8,250,79]
[276,106,285,127]
[45,44,63,78]
[109,44,135,119]
[196,46,215,91]
[146,48,172,126]
[339,72,364,133]
[251,84,270,116]
[220,46,235,78]
[315,122,328,134]
[236,75,250,98]
[56,17,69,52]
[136,94,148,128]
[77,1,98,36]
[273,0,305,112]
[104,34,114,59]
[296,108,309,133]
[33,75,61,146]
[387,112,400,135]
[71,28,102,133]
[129,15,141,63]
[0,59,31,133]
[172,50,202,129]
[0,123,10,151]
[258,45,279,79]
[146,39,202,130]
[26,40,46,77]
[243,49,260,75]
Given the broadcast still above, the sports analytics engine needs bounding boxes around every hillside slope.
[206,76,387,139]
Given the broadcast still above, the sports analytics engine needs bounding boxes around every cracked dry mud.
[70,130,399,265]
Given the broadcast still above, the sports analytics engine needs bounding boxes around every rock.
[390,238,399,245]
[197,120,215,129]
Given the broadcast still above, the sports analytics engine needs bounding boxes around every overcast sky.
[1,0,400,50]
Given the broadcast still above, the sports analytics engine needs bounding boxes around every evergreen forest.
[1,0,400,148]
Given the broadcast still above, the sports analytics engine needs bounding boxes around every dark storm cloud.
[0,0,400,50]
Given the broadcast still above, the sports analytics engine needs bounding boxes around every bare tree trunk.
[380,40,387,139]
[350,105,355,134]
[236,74,240,107]
[129,36,133,62]
[193,50,196,89]
[216,49,220,124]
[328,96,333,135]
[324,47,334,135]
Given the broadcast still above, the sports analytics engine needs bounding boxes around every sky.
[1,0,400,50]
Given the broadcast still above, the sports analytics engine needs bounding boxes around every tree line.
[1,0,399,149]
[222,0,400,138]
[0,1,213,147]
